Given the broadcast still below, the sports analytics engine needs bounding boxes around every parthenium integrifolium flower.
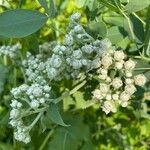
[22,12,107,82]
[10,12,109,143]
[0,43,21,58]
[93,48,147,114]
[9,12,147,143]
[9,82,51,143]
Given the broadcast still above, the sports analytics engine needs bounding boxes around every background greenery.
[0,0,150,149]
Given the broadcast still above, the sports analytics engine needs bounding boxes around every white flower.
[120,91,130,101]
[39,98,46,104]
[125,78,134,85]
[102,100,117,114]
[112,94,119,100]
[134,74,146,86]
[47,68,58,79]
[101,55,112,68]
[125,71,132,77]
[106,77,111,83]
[30,100,39,109]
[70,12,81,21]
[9,120,18,127]
[82,45,93,54]
[92,89,102,99]
[74,25,83,33]
[120,101,128,107]
[20,84,29,92]
[125,84,136,95]
[99,83,109,94]
[32,87,43,97]
[64,34,74,46]
[124,59,136,70]
[50,55,62,68]
[100,69,108,75]
[98,74,107,80]
[114,50,125,61]
[72,59,82,69]
[106,94,111,100]
[10,109,20,119]
[43,85,51,92]
[112,78,123,89]
[72,49,82,59]
[115,61,123,69]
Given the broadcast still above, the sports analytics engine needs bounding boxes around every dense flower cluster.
[92,48,147,114]
[22,12,106,82]
[9,82,51,143]
[8,13,147,143]
[9,13,108,143]
[0,43,21,58]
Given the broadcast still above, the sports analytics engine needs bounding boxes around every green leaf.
[103,12,124,27]
[107,26,127,44]
[123,14,144,43]
[144,6,150,56]
[38,0,49,15]
[88,21,107,38]
[0,65,8,94]
[75,0,86,8]
[48,115,90,150]
[125,0,150,13]
[0,9,48,38]
[97,0,119,11]
[47,103,69,127]
[49,0,56,18]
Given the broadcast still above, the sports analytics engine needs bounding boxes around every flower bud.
[125,84,136,95]
[124,59,136,70]
[114,50,125,61]
[120,91,130,101]
[115,61,123,69]
[101,55,112,68]
[134,74,146,86]
[112,78,123,89]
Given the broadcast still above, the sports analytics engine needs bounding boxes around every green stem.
[69,80,86,95]
[19,51,27,83]
[134,68,150,71]
[21,106,48,118]
[3,55,7,65]
[14,68,17,86]
[39,128,55,150]
[114,1,136,41]
[28,112,43,131]
[135,54,150,62]
[132,12,145,25]
[53,80,87,104]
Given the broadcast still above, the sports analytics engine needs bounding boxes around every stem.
[14,68,17,86]
[39,128,55,150]
[19,51,27,83]
[134,68,150,71]
[28,112,43,131]
[21,106,48,118]
[146,40,150,56]
[69,80,86,95]
[132,12,145,25]
[53,80,87,104]
[114,1,136,41]
[135,53,150,62]
[3,55,7,65]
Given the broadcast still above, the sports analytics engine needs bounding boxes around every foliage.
[0,0,149,150]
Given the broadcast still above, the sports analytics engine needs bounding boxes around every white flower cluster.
[9,82,51,143]
[93,49,147,114]
[0,43,21,58]
[22,13,109,82]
